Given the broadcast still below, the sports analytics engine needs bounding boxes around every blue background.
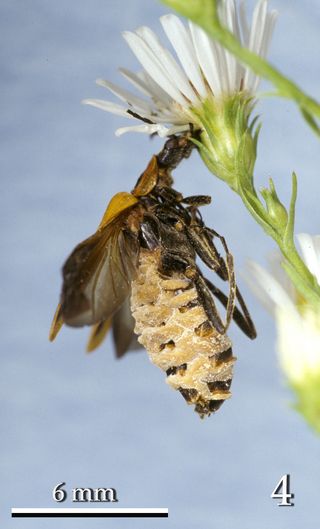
[1,0,320,527]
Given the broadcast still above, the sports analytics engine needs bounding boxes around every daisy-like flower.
[83,0,277,189]
[247,234,320,432]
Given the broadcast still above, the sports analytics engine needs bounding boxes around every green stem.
[238,177,320,307]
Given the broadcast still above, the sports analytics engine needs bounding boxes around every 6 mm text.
[53,482,118,503]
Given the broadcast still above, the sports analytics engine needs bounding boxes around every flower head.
[83,0,277,138]
[247,234,320,432]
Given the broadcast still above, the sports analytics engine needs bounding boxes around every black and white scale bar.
[11,508,168,518]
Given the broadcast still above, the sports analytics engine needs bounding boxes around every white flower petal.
[259,9,278,59]
[297,234,320,285]
[244,0,268,91]
[85,3,277,136]
[205,6,231,94]
[136,25,198,104]
[267,252,294,302]
[139,71,174,106]
[249,7,277,92]
[246,261,298,314]
[239,0,250,46]
[160,14,207,99]
[96,78,154,116]
[115,123,169,136]
[118,68,154,97]
[82,99,135,118]
[221,0,242,90]
[189,22,223,95]
[161,124,191,136]
[277,306,320,384]
[122,30,188,106]
[250,0,268,54]
[313,236,320,257]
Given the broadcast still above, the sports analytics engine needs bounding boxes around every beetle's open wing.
[112,297,142,357]
[86,297,142,356]
[49,303,64,341]
[86,319,112,353]
[59,213,140,327]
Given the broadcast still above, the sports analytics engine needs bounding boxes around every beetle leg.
[155,186,184,204]
[187,224,238,331]
[190,224,256,337]
[222,249,237,331]
[182,195,211,207]
[194,272,226,334]
[187,224,228,280]
[204,279,257,339]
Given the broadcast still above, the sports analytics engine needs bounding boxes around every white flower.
[83,0,277,137]
[247,234,320,386]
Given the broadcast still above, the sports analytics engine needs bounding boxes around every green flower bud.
[192,95,258,193]
[261,179,288,232]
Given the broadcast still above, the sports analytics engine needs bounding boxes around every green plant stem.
[237,175,320,307]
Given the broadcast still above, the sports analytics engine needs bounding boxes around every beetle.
[50,135,256,416]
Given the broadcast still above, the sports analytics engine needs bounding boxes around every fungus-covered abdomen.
[131,249,236,417]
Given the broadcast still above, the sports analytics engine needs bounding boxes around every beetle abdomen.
[131,249,236,417]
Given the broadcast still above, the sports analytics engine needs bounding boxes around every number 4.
[271,474,294,506]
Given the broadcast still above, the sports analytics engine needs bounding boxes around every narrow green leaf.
[283,172,297,246]
[300,108,320,136]
[161,0,217,23]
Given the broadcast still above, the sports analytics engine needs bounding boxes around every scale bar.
[11,508,168,518]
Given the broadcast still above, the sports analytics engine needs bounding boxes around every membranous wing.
[60,209,140,327]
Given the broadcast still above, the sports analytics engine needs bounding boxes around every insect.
[50,135,256,417]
